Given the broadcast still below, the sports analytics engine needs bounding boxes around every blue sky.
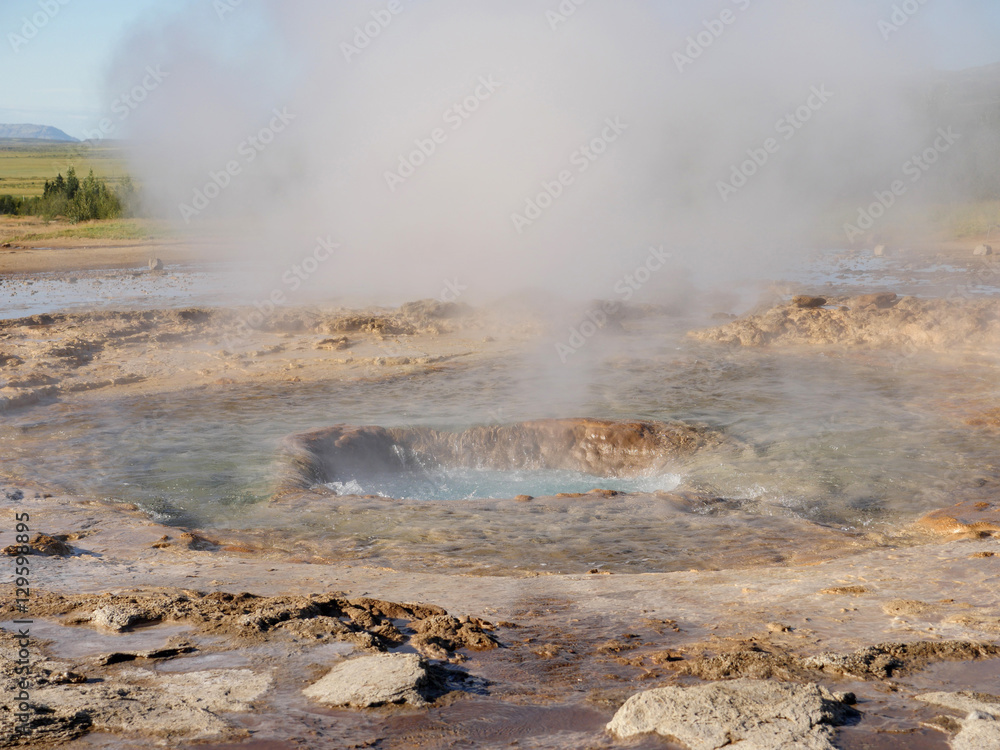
[4,0,1000,141]
[1,0,163,138]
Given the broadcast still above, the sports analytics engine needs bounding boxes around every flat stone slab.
[303,653,431,707]
[607,678,852,750]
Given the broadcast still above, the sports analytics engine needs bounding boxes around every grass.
[0,140,133,198]
[4,218,169,243]
[818,198,1000,246]
[0,141,162,244]
[933,201,1000,239]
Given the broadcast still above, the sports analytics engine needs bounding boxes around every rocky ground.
[0,482,998,748]
[1,243,999,748]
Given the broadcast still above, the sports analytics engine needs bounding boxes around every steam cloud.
[107,0,996,305]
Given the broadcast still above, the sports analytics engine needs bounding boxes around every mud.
[7,590,498,657]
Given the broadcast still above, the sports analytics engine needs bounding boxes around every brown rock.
[792,295,827,309]
[315,336,350,351]
[964,408,1000,428]
[882,599,935,617]
[819,585,869,595]
[3,533,73,557]
[410,614,499,658]
[852,292,898,309]
[916,501,1000,537]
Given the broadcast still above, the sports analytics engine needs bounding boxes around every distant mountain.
[0,124,77,142]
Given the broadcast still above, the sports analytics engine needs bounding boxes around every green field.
[4,218,169,243]
[0,140,134,198]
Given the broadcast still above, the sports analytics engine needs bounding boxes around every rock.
[607,678,853,749]
[411,614,499,657]
[873,244,886,257]
[916,691,1000,717]
[819,585,868,595]
[802,641,1000,680]
[953,715,1000,750]
[974,244,993,256]
[303,653,432,707]
[915,500,1000,537]
[691,293,1000,351]
[792,295,827,309]
[916,692,1000,750]
[316,336,350,351]
[397,299,469,319]
[0,667,271,744]
[148,258,164,271]
[851,292,897,309]
[91,604,151,632]
[31,534,73,556]
[2,533,73,556]
[882,599,934,617]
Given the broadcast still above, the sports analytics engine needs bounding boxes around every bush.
[2,167,139,221]
[0,194,22,215]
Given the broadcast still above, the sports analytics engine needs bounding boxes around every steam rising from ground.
[110,0,995,304]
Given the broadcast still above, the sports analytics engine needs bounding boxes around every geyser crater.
[281,418,725,501]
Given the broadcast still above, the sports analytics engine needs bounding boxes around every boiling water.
[325,468,681,501]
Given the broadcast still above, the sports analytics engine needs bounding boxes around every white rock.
[953,714,1000,750]
[607,678,850,750]
[916,691,999,718]
[91,604,146,632]
[973,244,993,256]
[303,653,430,707]
[916,692,1000,750]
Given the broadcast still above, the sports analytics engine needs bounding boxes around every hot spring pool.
[324,467,681,501]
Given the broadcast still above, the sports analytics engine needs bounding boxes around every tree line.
[0,167,138,221]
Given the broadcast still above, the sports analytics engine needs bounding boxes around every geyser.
[282,418,725,500]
